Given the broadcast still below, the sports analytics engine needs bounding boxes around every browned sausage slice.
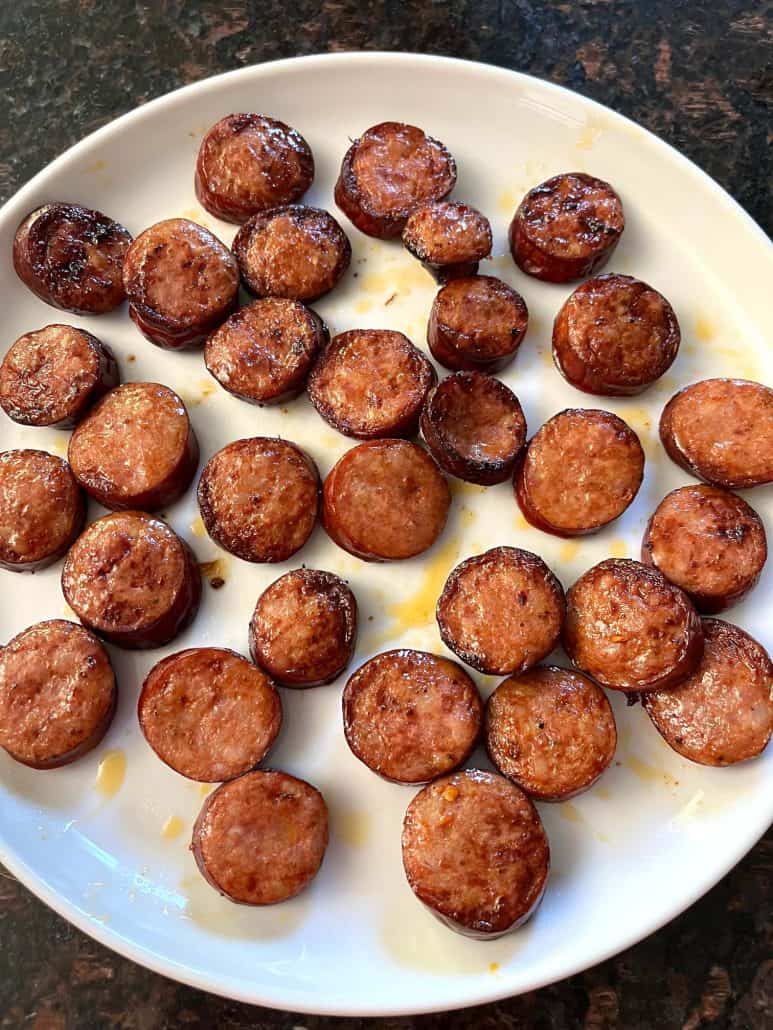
[563,558,703,692]
[249,569,357,687]
[401,769,549,938]
[402,201,492,281]
[334,121,457,239]
[122,218,239,350]
[659,379,773,489]
[195,113,314,224]
[322,439,450,561]
[13,202,132,314]
[307,329,436,439]
[205,298,328,406]
[0,450,85,572]
[0,620,116,769]
[343,649,483,783]
[428,275,529,373]
[62,511,201,649]
[68,382,198,511]
[643,619,773,766]
[420,371,527,485]
[514,409,644,537]
[485,665,617,801]
[197,437,319,563]
[552,274,680,395]
[509,173,624,283]
[192,769,328,904]
[138,647,282,781]
[232,205,350,302]
[437,546,566,675]
[642,485,767,613]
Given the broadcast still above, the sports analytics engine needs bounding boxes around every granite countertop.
[0,2,770,1028]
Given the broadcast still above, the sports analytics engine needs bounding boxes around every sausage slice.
[402,201,492,281]
[401,769,549,938]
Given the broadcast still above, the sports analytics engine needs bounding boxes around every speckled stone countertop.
[0,3,771,1028]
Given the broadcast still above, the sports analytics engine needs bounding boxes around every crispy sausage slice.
[659,379,773,489]
[509,173,624,283]
[402,201,492,281]
[437,546,566,676]
[195,113,314,224]
[485,665,617,801]
[334,121,457,239]
[643,619,773,766]
[13,202,132,314]
[139,647,282,781]
[401,769,549,938]
[192,769,328,905]
[322,439,450,561]
[0,620,116,769]
[249,569,357,687]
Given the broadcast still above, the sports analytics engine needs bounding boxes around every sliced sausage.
[197,437,319,563]
[659,379,773,489]
[437,546,566,676]
[205,298,328,406]
[642,485,767,614]
[563,558,703,692]
[427,275,529,373]
[334,121,457,239]
[139,647,282,781]
[509,173,624,283]
[307,329,436,439]
[68,382,198,511]
[485,665,617,801]
[402,201,492,281]
[514,408,644,537]
[13,202,132,314]
[0,449,85,572]
[192,769,328,905]
[249,569,357,687]
[122,218,239,350]
[232,205,350,302]
[401,768,549,938]
[195,113,314,224]
[0,619,116,769]
[62,511,201,649]
[420,371,527,485]
[322,439,450,561]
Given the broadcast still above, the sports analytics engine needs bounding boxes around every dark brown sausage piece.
[428,275,529,373]
[13,203,132,315]
[402,201,492,281]
[401,769,549,938]
[334,121,457,239]
[420,371,527,485]
[659,379,773,489]
[0,450,85,572]
[485,665,617,801]
[62,511,201,650]
[122,218,239,350]
[509,173,624,283]
[197,437,319,563]
[192,769,328,905]
[514,409,644,537]
[138,647,282,781]
[0,620,116,769]
[322,439,450,561]
[195,113,314,224]
[232,205,351,302]
[643,619,773,766]
[563,558,703,692]
[308,330,436,439]
[205,298,328,406]
[249,569,357,687]
[437,546,566,676]
[642,485,767,614]
[343,649,483,783]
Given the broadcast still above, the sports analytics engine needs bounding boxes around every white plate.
[0,52,771,1017]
